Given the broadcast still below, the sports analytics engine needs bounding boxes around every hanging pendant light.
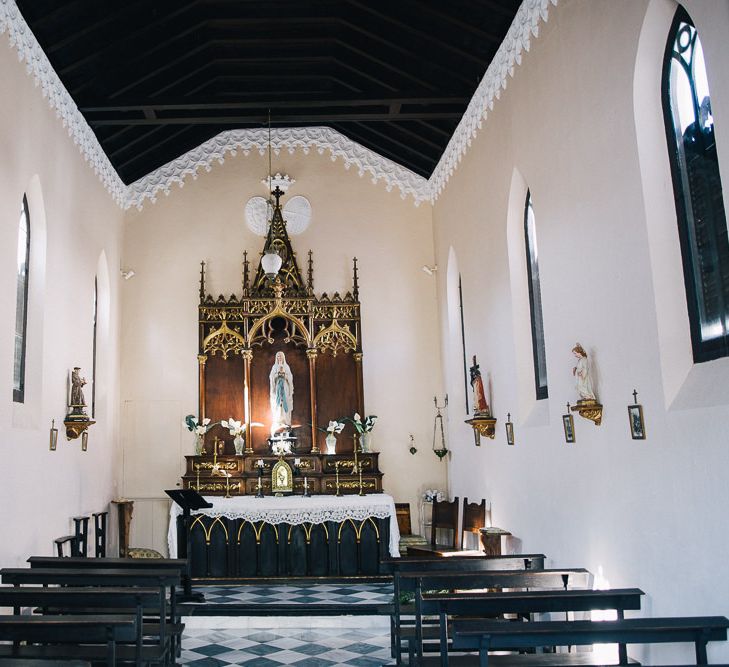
[262,245,283,279]
[262,110,282,281]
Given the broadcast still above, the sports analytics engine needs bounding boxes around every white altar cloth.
[168,493,401,558]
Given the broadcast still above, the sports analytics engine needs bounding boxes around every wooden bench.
[0,585,172,666]
[392,567,590,664]
[421,587,644,666]
[1,567,181,664]
[0,614,137,666]
[451,616,729,667]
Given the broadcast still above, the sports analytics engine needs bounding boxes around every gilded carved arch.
[202,320,246,360]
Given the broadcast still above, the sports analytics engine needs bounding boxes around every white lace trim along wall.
[0,0,558,210]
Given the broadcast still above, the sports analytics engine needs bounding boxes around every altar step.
[180,581,394,619]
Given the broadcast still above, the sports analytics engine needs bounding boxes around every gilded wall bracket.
[570,399,603,426]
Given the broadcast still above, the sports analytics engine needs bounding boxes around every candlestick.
[303,475,310,498]
[195,463,200,492]
[255,468,265,498]
[335,461,342,496]
[358,461,366,496]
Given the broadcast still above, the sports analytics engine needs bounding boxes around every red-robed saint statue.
[469,355,491,416]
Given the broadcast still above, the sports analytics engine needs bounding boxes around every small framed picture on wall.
[628,404,646,440]
[562,413,575,444]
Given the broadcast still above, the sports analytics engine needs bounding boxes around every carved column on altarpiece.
[197,354,207,420]
[242,349,254,453]
[307,348,319,453]
[354,352,365,416]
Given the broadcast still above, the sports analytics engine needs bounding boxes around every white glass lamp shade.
[261,249,283,278]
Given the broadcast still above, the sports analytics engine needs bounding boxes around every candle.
[294,458,301,466]
[257,459,264,468]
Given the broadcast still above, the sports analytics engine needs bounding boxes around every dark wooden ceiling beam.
[414,119,454,139]
[350,121,439,163]
[59,2,204,79]
[107,125,170,159]
[342,0,490,67]
[398,1,503,44]
[116,127,195,170]
[383,121,444,151]
[330,124,432,176]
[89,112,464,127]
[45,0,150,55]
[81,96,469,112]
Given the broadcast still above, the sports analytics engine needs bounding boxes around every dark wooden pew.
[382,554,547,573]
[451,616,729,667]
[393,567,590,664]
[0,660,91,666]
[422,587,644,666]
[0,568,180,664]
[0,586,171,666]
[0,614,137,666]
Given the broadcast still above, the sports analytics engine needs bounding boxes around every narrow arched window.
[524,191,548,399]
[92,277,98,418]
[663,8,729,361]
[458,275,469,413]
[13,195,30,403]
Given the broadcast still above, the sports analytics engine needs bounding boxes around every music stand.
[165,489,212,603]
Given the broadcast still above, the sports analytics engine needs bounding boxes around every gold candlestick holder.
[335,461,342,496]
[223,472,232,498]
[195,463,201,492]
[357,461,365,496]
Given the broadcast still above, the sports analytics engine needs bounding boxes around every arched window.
[663,7,729,362]
[92,277,98,418]
[524,191,548,399]
[13,195,30,403]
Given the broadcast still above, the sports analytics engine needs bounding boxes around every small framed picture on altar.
[628,404,646,440]
[562,413,575,444]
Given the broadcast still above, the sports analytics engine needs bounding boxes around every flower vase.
[325,433,337,455]
[194,433,204,455]
[234,435,245,455]
[360,431,372,453]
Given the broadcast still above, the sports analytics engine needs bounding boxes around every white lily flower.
[354,413,361,422]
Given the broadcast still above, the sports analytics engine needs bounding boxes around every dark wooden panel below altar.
[179,514,390,578]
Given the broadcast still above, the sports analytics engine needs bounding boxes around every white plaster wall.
[0,36,124,566]
[121,149,445,553]
[433,0,729,663]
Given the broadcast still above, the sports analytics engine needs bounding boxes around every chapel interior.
[2,0,729,664]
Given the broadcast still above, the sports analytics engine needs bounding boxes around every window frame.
[13,195,31,404]
[662,6,729,363]
[523,190,549,400]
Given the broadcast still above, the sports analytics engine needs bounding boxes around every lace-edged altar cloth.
[168,493,401,558]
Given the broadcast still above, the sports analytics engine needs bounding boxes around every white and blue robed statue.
[269,351,294,436]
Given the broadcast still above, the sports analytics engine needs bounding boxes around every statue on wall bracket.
[465,355,497,443]
[570,343,603,425]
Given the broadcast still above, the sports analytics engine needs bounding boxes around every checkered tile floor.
[196,583,393,606]
[181,628,392,666]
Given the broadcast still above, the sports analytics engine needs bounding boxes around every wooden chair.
[431,496,460,550]
[395,503,428,555]
[72,517,89,558]
[93,511,108,558]
[406,497,460,556]
[461,497,485,549]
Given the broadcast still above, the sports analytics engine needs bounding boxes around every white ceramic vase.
[234,435,245,455]
[325,433,337,455]
[194,433,204,455]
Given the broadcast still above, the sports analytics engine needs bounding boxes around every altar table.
[168,494,400,578]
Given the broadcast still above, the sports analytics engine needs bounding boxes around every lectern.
[165,489,212,602]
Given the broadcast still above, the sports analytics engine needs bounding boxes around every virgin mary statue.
[269,351,294,433]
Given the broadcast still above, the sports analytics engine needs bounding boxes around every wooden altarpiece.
[182,188,383,495]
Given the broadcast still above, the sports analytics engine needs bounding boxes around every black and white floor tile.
[180,627,392,666]
[196,583,393,606]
